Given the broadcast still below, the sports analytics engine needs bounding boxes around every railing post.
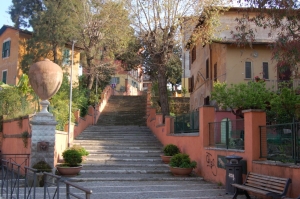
[66,183,70,199]
[226,118,229,149]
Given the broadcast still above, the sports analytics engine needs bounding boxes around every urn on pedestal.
[28,58,63,114]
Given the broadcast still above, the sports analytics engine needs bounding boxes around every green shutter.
[2,42,5,58]
[2,71,7,84]
[7,40,10,57]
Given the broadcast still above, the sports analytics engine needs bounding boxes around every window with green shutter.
[2,40,10,58]
[62,49,70,65]
[2,70,7,84]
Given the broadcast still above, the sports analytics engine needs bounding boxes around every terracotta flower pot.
[160,155,172,164]
[56,165,82,176]
[29,59,63,100]
[170,167,193,176]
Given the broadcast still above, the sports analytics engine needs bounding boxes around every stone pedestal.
[30,111,57,171]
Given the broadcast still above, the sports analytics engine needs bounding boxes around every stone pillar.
[30,111,57,170]
[28,59,63,171]
[199,106,215,147]
[242,109,267,171]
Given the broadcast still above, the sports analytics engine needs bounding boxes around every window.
[214,63,217,81]
[263,62,269,79]
[111,77,120,84]
[62,49,70,65]
[245,62,252,79]
[2,40,10,58]
[188,75,194,93]
[2,70,7,84]
[191,46,196,63]
[206,59,209,79]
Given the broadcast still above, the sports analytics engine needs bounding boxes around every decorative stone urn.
[28,58,63,172]
[28,58,63,115]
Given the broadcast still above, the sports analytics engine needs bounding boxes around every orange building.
[182,8,299,110]
[0,25,81,85]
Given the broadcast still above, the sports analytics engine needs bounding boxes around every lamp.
[68,40,76,148]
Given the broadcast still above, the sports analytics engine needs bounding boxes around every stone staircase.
[96,95,147,126]
[70,125,197,181]
[63,95,231,198]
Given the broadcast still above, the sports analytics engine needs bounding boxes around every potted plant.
[70,145,89,161]
[56,148,83,176]
[161,144,180,163]
[169,153,197,176]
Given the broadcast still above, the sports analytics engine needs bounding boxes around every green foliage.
[21,131,30,148]
[70,145,89,156]
[169,153,197,169]
[163,144,180,156]
[211,81,300,123]
[211,81,272,118]
[268,82,300,123]
[62,148,82,167]
[0,75,36,119]
[166,53,183,85]
[49,74,89,130]
[32,161,52,173]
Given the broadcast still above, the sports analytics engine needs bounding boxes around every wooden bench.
[232,172,292,199]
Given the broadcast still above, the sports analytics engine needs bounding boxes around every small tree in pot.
[161,144,180,163]
[169,153,197,176]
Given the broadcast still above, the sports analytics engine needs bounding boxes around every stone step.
[86,153,161,158]
[81,163,168,169]
[73,145,162,150]
[83,127,150,132]
[72,140,162,146]
[65,173,201,182]
[84,149,162,153]
[84,157,162,162]
[80,169,170,174]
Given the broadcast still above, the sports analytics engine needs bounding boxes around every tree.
[71,0,135,90]
[211,81,272,118]
[126,0,228,117]
[13,0,79,73]
[233,0,300,76]
[211,81,300,123]
[9,0,43,28]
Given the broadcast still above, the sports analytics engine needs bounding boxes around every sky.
[0,1,13,27]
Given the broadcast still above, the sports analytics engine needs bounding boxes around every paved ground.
[13,180,236,199]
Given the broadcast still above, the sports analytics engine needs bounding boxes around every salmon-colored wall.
[0,85,114,169]
[146,100,300,197]
[1,116,32,173]
[1,116,32,155]
[253,162,300,198]
[54,131,68,165]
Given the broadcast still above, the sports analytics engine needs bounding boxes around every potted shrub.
[169,153,197,176]
[56,148,83,176]
[70,145,89,161]
[161,144,180,163]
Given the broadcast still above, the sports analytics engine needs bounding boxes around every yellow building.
[185,8,287,110]
[110,62,145,96]
[0,25,81,85]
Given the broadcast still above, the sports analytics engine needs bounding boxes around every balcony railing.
[264,79,300,92]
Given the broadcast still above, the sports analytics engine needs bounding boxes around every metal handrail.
[43,172,61,199]
[65,180,93,199]
[0,159,21,199]
[24,166,38,199]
